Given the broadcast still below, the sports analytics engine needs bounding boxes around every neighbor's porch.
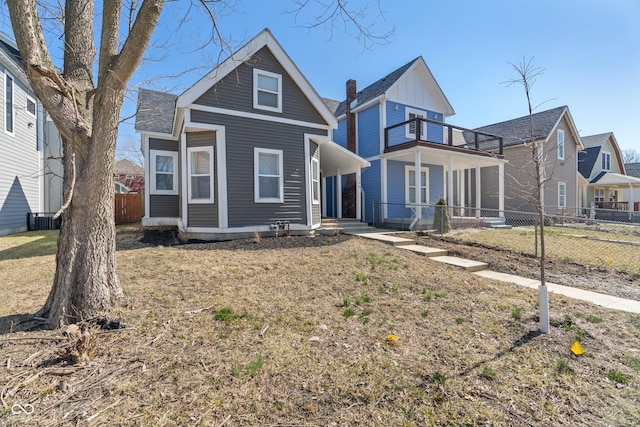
[582,172,640,222]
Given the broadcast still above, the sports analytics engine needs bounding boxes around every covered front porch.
[313,137,370,222]
[582,172,640,222]
[378,118,506,229]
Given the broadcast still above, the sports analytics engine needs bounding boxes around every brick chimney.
[345,79,357,153]
[342,79,358,218]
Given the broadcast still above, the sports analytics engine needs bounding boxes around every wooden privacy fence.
[114,193,143,223]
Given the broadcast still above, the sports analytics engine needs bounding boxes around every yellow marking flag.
[571,341,584,355]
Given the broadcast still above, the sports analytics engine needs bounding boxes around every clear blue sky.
[3,1,640,156]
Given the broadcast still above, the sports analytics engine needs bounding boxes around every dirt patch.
[406,232,640,301]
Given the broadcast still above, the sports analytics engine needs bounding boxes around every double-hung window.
[253,69,282,112]
[405,166,428,205]
[5,73,14,135]
[405,107,426,139]
[255,148,283,203]
[558,182,566,208]
[187,147,214,203]
[150,150,178,195]
[311,157,320,204]
[557,130,564,160]
[601,151,611,171]
[594,188,604,203]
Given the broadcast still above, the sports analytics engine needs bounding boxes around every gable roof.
[333,57,454,118]
[177,29,336,128]
[625,162,640,178]
[0,32,31,86]
[473,106,569,148]
[581,132,612,148]
[577,132,625,177]
[135,89,178,134]
[0,35,22,69]
[115,159,144,175]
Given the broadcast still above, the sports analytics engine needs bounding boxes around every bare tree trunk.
[7,0,164,328]
[38,95,124,327]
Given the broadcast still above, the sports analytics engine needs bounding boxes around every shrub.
[433,198,451,234]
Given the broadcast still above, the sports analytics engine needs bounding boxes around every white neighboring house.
[0,32,63,236]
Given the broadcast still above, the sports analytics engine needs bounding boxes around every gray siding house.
[0,32,63,236]
[474,106,583,215]
[136,29,369,240]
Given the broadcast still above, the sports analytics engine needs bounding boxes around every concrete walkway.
[348,230,640,314]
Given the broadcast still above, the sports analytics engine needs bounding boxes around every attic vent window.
[253,69,282,113]
[26,96,36,116]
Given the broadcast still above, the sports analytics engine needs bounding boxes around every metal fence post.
[535,223,538,258]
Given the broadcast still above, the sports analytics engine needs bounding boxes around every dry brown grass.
[447,225,640,275]
[1,226,640,426]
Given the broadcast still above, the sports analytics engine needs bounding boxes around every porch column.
[336,171,342,219]
[459,169,466,216]
[414,150,422,220]
[382,159,388,221]
[475,162,481,218]
[448,157,454,217]
[356,170,362,221]
[629,183,634,221]
[322,176,327,218]
[498,163,505,218]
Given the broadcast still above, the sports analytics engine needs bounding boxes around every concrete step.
[319,219,377,235]
[353,233,415,246]
[397,245,448,257]
[430,255,488,272]
[324,226,378,235]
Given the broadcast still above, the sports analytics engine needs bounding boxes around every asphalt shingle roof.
[625,162,640,178]
[135,88,177,134]
[333,57,420,117]
[581,132,612,149]
[0,38,23,69]
[473,106,567,148]
[578,146,600,178]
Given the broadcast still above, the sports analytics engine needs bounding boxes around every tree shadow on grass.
[0,313,47,335]
[457,328,543,378]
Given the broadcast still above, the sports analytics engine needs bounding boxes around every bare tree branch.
[285,0,394,50]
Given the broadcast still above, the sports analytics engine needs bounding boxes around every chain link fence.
[371,201,640,275]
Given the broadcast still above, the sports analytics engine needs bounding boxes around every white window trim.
[601,151,611,171]
[4,72,14,136]
[557,129,564,160]
[253,68,282,113]
[311,156,320,204]
[594,188,605,203]
[25,95,37,118]
[254,147,284,203]
[150,150,178,195]
[405,107,426,140]
[405,165,429,205]
[558,182,566,208]
[187,146,214,203]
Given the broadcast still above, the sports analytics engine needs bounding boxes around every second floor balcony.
[385,117,504,158]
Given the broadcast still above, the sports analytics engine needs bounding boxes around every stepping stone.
[355,233,414,246]
[430,256,488,272]
[398,245,448,257]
